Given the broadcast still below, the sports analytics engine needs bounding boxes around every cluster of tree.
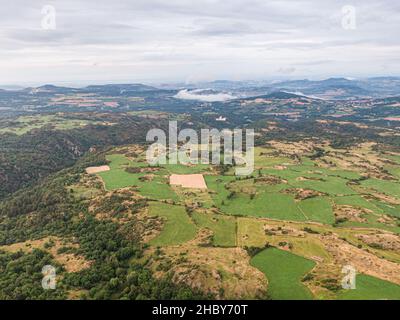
[0,249,66,300]
[0,151,208,300]
[63,215,207,300]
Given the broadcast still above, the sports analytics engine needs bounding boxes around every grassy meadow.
[250,248,315,300]
[88,144,400,300]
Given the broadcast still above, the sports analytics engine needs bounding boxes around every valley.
[1,80,400,300]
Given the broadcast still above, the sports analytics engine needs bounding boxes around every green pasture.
[360,179,400,199]
[298,197,335,224]
[338,274,400,300]
[98,154,178,200]
[250,247,315,300]
[147,202,197,246]
[219,191,306,221]
[192,211,236,246]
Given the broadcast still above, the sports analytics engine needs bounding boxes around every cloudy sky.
[0,0,399,86]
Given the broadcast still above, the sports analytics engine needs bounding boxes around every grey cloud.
[192,21,259,36]
[0,0,399,84]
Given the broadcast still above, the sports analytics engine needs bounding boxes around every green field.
[205,175,236,204]
[221,192,306,221]
[360,178,400,199]
[99,151,400,230]
[262,165,357,196]
[251,247,315,300]
[98,154,178,200]
[0,115,101,135]
[292,176,355,196]
[98,148,400,301]
[254,148,294,167]
[372,201,400,218]
[147,202,197,246]
[192,211,236,246]
[237,217,266,247]
[298,197,334,224]
[333,195,380,212]
[338,274,400,300]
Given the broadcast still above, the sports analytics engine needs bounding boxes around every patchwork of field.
[0,114,109,135]
[97,154,179,200]
[81,141,400,300]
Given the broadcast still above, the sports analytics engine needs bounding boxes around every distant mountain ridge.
[244,91,306,100]
[182,77,400,100]
[3,76,400,100]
